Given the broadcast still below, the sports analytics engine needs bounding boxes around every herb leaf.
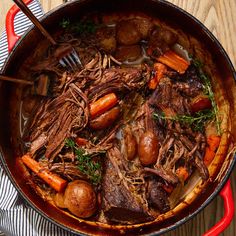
[153,109,215,132]
[65,138,76,149]
[65,138,102,185]
[60,18,70,29]
[192,58,221,134]
[60,19,97,35]
[71,21,96,34]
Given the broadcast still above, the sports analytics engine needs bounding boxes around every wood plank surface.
[0,1,235,236]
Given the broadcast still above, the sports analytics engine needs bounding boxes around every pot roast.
[17,12,225,225]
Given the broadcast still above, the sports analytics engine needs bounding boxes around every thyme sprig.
[60,18,97,35]
[153,58,221,133]
[153,110,214,132]
[60,18,70,28]
[192,58,221,134]
[65,138,102,185]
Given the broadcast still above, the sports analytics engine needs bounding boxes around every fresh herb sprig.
[153,109,215,132]
[153,57,221,133]
[192,58,221,134]
[60,19,97,35]
[65,138,76,149]
[60,18,70,28]
[65,138,102,185]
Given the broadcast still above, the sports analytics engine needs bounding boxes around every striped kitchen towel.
[0,0,43,69]
[0,1,75,235]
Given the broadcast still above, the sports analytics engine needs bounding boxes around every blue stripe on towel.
[0,0,44,70]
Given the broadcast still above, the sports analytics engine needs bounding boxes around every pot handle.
[203,180,234,236]
[6,0,33,52]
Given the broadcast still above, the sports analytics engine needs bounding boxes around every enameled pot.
[0,0,235,235]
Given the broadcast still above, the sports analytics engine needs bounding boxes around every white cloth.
[0,1,75,235]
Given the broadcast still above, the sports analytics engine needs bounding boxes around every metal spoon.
[0,74,49,96]
[12,0,82,71]
[0,75,33,85]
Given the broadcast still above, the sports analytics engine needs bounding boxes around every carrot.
[148,78,158,90]
[157,50,190,74]
[203,147,216,166]
[207,135,221,152]
[162,184,174,194]
[22,154,67,192]
[148,63,167,89]
[176,166,189,181]
[75,137,88,146]
[191,94,212,113]
[90,93,118,119]
[203,135,221,166]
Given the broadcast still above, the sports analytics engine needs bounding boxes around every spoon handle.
[12,0,57,45]
[0,75,33,85]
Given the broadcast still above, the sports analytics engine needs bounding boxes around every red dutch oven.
[0,0,235,235]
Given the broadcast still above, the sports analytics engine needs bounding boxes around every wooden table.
[0,1,235,235]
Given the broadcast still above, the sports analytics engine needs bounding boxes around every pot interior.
[0,0,235,235]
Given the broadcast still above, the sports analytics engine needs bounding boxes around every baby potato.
[133,17,154,39]
[116,20,142,45]
[90,106,120,130]
[54,192,66,209]
[115,45,141,62]
[138,130,159,166]
[64,180,97,218]
[123,126,137,161]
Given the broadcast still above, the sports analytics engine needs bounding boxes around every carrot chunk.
[75,137,88,146]
[157,50,190,74]
[203,135,221,166]
[207,135,221,152]
[148,78,158,90]
[176,166,189,181]
[148,63,167,89]
[203,147,216,166]
[22,154,67,192]
[90,93,118,119]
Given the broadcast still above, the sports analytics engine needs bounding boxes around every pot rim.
[0,0,235,235]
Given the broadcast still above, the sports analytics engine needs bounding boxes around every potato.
[148,28,178,56]
[133,17,154,39]
[116,20,142,45]
[64,180,97,218]
[54,192,66,209]
[90,106,120,130]
[115,45,141,62]
[123,126,137,160]
[138,130,159,166]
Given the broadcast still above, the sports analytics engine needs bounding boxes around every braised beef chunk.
[146,179,170,213]
[102,148,152,224]
[148,76,210,183]
[88,67,146,99]
[149,78,191,115]
[170,64,203,97]
[26,85,88,162]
